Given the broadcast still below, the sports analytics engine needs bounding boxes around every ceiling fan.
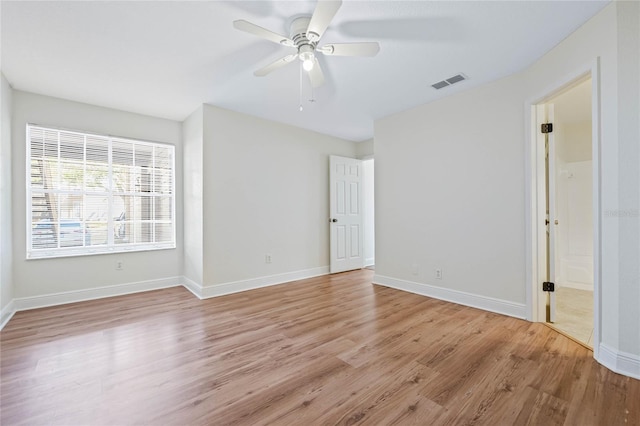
[233,0,380,88]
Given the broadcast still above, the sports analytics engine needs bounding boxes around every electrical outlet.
[435,268,442,279]
[116,260,124,270]
[265,254,272,264]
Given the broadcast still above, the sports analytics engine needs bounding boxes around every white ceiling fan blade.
[254,54,298,77]
[320,42,380,57]
[306,0,342,42]
[308,57,325,88]
[233,20,294,47]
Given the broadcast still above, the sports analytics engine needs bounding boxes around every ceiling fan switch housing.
[299,45,315,61]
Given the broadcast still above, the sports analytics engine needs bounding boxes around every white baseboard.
[373,274,527,319]
[0,299,16,330]
[181,276,203,299]
[201,266,329,298]
[364,258,375,267]
[598,343,640,380]
[12,276,182,313]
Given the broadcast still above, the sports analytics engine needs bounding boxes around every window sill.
[26,243,176,260]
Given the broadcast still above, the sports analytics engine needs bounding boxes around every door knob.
[330,218,338,223]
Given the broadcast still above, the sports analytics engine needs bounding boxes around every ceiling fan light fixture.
[299,49,315,71]
[303,57,315,71]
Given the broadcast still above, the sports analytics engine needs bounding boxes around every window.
[27,124,176,259]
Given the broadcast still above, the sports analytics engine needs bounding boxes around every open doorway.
[531,73,599,350]
[363,158,375,269]
[547,78,594,346]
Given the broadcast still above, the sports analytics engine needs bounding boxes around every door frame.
[361,157,375,267]
[524,58,602,359]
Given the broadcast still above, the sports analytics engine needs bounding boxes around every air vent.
[431,80,450,90]
[431,74,467,90]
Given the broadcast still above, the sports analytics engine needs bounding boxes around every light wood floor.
[1,270,638,425]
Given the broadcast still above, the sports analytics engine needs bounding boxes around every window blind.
[27,124,176,259]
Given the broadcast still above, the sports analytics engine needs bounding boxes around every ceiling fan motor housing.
[290,16,317,61]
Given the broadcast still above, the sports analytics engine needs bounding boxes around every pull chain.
[309,81,315,104]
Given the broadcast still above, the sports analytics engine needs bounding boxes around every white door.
[544,104,558,323]
[329,155,364,273]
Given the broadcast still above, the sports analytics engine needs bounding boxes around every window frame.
[26,123,176,260]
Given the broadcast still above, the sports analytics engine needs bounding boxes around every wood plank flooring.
[1,269,638,425]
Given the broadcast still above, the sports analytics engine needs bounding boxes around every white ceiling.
[1,1,609,142]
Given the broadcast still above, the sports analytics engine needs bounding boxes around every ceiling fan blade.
[320,42,380,57]
[254,54,298,77]
[306,0,342,42]
[308,57,325,88]
[233,20,295,47]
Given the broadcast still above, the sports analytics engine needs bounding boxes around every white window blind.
[27,124,176,259]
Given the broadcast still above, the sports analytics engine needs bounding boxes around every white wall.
[11,91,183,299]
[553,84,593,289]
[375,73,527,310]
[558,122,592,162]
[375,2,639,377]
[201,104,357,288]
[182,106,203,287]
[613,0,639,363]
[554,118,593,289]
[356,138,374,159]
[555,158,593,287]
[0,73,13,323]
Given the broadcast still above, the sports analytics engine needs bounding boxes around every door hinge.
[541,123,553,134]
[542,282,555,292]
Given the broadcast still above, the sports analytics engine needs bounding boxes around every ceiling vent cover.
[431,74,467,90]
